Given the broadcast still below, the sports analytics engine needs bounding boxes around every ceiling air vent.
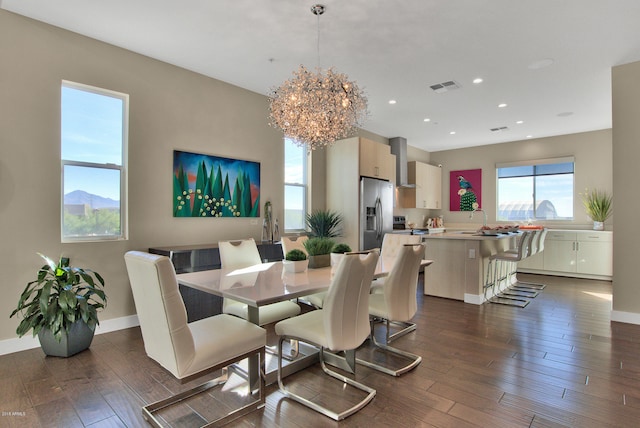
[490,126,509,132]
[429,80,461,93]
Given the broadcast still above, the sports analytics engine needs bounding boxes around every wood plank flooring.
[1,273,639,427]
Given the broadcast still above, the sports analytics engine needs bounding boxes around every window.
[284,138,307,231]
[61,81,128,241]
[497,157,574,221]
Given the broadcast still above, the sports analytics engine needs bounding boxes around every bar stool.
[512,228,548,291]
[486,231,533,307]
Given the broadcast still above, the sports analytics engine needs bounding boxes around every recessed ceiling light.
[449,131,456,135]
[528,58,554,70]
[423,118,431,122]
[473,78,483,84]
[388,100,397,105]
[516,120,524,124]
[526,135,533,138]
[498,103,508,108]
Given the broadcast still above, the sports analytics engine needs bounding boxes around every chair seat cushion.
[224,300,301,326]
[185,314,265,379]
[300,292,326,308]
[275,310,327,348]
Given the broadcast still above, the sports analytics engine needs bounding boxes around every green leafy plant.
[285,249,307,261]
[331,243,352,254]
[305,210,343,238]
[10,254,107,341]
[580,188,612,222]
[303,237,336,256]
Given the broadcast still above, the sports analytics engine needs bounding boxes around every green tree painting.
[173,150,260,217]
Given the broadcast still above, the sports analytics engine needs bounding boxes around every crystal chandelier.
[269,4,368,150]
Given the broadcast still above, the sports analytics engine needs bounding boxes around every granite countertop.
[422,231,520,240]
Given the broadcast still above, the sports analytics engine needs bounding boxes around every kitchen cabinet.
[401,161,442,209]
[359,137,395,183]
[518,230,612,278]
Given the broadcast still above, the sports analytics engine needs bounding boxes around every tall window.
[497,157,574,221]
[284,138,307,231]
[61,81,128,242]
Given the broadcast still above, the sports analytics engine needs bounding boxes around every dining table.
[176,255,433,386]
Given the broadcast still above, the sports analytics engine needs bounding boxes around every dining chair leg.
[277,336,376,421]
[356,320,422,377]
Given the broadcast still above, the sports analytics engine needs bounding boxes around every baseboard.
[611,310,640,325]
[0,315,140,356]
[464,293,484,305]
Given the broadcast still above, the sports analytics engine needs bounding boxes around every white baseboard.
[464,293,484,305]
[611,310,640,325]
[0,315,140,356]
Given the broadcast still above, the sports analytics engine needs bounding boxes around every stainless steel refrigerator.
[360,177,394,250]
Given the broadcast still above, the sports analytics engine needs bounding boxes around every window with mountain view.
[61,81,128,241]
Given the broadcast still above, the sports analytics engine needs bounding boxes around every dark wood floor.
[2,273,640,427]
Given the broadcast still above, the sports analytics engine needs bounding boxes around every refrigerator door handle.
[376,197,382,240]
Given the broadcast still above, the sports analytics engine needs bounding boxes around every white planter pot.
[283,259,308,273]
[593,221,604,231]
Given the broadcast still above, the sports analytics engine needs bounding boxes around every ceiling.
[3,0,640,152]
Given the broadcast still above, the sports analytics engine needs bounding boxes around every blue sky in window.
[62,85,124,200]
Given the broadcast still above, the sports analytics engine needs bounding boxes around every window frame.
[60,80,129,242]
[496,156,575,222]
[284,138,308,233]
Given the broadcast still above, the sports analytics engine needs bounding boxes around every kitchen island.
[422,231,520,304]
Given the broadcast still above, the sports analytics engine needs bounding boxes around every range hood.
[389,137,416,188]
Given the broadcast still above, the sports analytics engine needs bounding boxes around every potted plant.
[330,243,352,267]
[303,237,335,268]
[305,209,343,238]
[283,249,308,273]
[581,188,612,230]
[10,253,107,357]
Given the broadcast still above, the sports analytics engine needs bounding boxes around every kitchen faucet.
[469,207,487,227]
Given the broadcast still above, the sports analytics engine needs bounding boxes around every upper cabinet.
[359,138,395,183]
[401,161,442,209]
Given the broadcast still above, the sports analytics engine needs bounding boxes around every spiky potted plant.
[10,253,107,357]
[581,188,612,230]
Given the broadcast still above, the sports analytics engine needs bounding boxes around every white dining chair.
[357,244,424,376]
[219,238,301,325]
[280,235,308,256]
[124,251,266,427]
[370,233,422,294]
[275,251,379,421]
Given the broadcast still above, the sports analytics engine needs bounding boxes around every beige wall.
[612,60,640,320]
[0,11,288,341]
[429,130,613,229]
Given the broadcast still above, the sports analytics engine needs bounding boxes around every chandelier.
[269,4,368,150]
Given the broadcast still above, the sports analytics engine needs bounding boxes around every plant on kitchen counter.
[581,188,612,222]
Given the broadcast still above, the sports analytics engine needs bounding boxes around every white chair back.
[514,231,533,260]
[281,236,309,256]
[124,251,195,378]
[322,251,378,351]
[380,233,422,258]
[382,244,425,322]
[219,238,262,269]
[537,229,548,253]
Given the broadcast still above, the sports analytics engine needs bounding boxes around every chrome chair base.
[142,348,265,428]
[277,336,376,421]
[356,319,422,377]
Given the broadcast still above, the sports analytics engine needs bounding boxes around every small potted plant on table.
[330,243,352,267]
[303,237,336,269]
[283,249,308,273]
[10,253,107,357]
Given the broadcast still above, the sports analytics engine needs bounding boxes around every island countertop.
[422,231,521,241]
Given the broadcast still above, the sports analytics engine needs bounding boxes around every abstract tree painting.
[173,150,260,217]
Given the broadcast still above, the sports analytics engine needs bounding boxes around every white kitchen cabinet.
[359,138,395,183]
[520,230,613,278]
[401,161,442,209]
